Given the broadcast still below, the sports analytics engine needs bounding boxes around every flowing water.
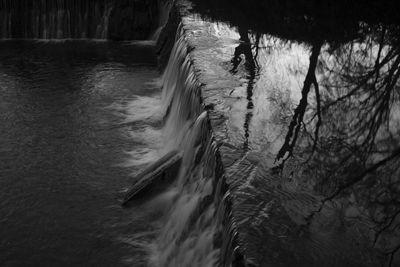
[0,0,114,39]
[0,40,164,266]
[117,25,229,267]
[4,1,397,266]
[0,1,232,265]
[147,27,221,267]
[0,0,159,40]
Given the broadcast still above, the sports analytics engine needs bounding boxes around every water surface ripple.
[0,40,161,267]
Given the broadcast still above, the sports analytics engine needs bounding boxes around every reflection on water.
[0,40,161,266]
[230,27,260,152]
[181,1,400,265]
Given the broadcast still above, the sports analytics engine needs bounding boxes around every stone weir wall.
[157,1,386,267]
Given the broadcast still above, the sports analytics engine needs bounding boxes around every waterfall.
[149,0,171,40]
[146,24,238,267]
[0,0,114,39]
[0,0,161,40]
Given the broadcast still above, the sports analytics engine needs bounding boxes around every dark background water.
[0,40,160,266]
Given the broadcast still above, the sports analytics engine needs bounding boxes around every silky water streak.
[145,24,232,267]
[1,0,114,39]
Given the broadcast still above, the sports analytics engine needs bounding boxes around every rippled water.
[0,40,163,266]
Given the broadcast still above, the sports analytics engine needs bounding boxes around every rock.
[122,149,183,205]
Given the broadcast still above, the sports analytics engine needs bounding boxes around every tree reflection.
[230,27,260,151]
[275,39,323,166]
[227,15,400,267]
[281,25,400,265]
[192,0,400,264]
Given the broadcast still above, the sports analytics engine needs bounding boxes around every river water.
[0,40,163,266]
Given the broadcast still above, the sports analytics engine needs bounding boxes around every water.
[158,10,400,266]
[0,40,162,266]
[0,0,158,40]
[2,1,399,266]
[126,26,226,267]
[0,0,113,39]
[0,20,229,267]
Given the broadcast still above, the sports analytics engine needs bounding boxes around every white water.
[126,24,230,267]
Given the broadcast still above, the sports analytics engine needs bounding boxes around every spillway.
[0,0,159,39]
[140,23,239,267]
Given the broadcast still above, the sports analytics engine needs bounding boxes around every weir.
[0,0,159,39]
[146,24,236,266]
[2,0,397,266]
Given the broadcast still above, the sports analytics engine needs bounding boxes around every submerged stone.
[122,150,183,204]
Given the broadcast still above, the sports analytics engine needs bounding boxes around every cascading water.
[149,0,171,40]
[0,0,160,40]
[0,0,115,39]
[0,0,240,263]
[142,24,235,267]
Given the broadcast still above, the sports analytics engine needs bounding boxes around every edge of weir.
[157,1,252,266]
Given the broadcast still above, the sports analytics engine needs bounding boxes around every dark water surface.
[0,40,160,266]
